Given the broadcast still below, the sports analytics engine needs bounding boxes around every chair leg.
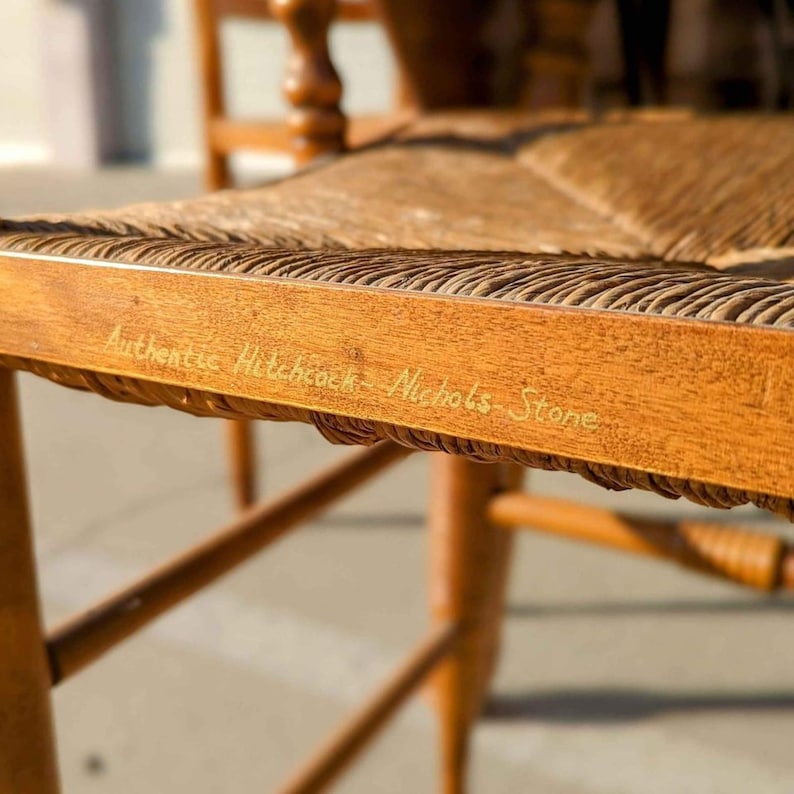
[226,418,258,509]
[429,453,518,794]
[0,369,60,793]
[205,140,259,512]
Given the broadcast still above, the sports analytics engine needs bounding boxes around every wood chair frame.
[3,2,794,793]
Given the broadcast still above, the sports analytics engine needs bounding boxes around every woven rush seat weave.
[3,111,794,518]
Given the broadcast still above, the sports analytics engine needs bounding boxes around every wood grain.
[2,250,793,503]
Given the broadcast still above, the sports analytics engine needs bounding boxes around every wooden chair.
[2,1,794,792]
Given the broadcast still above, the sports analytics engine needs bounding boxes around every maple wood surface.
[8,5,794,794]
[1,249,794,516]
[2,7,794,793]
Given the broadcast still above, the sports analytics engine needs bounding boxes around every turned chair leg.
[226,418,258,509]
[0,369,60,793]
[429,453,520,794]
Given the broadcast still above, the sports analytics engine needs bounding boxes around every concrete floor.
[4,166,794,793]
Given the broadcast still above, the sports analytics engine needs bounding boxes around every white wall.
[0,0,395,168]
[0,0,48,164]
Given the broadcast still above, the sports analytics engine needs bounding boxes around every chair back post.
[194,0,232,189]
[269,0,347,164]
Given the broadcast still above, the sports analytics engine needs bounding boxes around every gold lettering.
[508,386,537,422]
[107,325,219,372]
[234,343,259,376]
[387,368,420,399]
[105,330,604,434]
[105,324,123,351]
[508,386,598,432]
[418,387,433,407]
[563,409,580,427]
[340,367,358,392]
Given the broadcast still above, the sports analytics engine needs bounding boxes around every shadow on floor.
[483,687,794,724]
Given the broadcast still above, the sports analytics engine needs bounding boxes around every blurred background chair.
[194,0,415,191]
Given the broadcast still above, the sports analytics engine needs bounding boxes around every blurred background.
[1,0,394,171]
[3,1,794,792]
[3,0,793,170]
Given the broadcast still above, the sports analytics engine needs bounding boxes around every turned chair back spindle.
[195,0,375,182]
[269,0,347,164]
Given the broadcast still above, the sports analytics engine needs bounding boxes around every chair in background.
[2,1,794,793]
[193,0,412,189]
